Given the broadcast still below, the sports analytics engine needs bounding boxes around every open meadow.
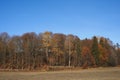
[0,67,120,80]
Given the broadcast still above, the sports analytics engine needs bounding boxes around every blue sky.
[0,0,120,44]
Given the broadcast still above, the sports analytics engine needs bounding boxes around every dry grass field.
[0,67,120,80]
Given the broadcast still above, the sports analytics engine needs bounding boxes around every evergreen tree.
[91,36,100,66]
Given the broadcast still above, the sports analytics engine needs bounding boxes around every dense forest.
[0,31,120,70]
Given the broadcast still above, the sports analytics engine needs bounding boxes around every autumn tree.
[115,43,120,65]
[35,33,45,68]
[0,32,10,68]
[42,31,52,65]
[21,32,38,70]
[82,47,92,68]
[81,38,93,49]
[107,39,118,66]
[51,33,66,66]
[98,37,109,66]
[64,35,76,66]
[7,36,23,69]
[72,36,81,66]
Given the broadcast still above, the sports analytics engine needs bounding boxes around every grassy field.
[0,67,120,80]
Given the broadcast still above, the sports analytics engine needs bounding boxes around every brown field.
[0,67,120,80]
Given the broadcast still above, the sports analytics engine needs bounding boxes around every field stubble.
[0,67,120,80]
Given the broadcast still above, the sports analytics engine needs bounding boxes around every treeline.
[0,31,120,70]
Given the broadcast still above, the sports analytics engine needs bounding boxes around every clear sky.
[0,0,120,44]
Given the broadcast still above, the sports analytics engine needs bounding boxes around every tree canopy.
[0,32,120,70]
